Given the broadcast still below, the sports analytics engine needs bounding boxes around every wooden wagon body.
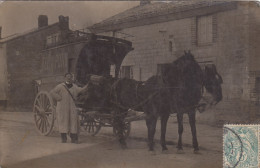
[33,32,143,137]
[35,32,133,92]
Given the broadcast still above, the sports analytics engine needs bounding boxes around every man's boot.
[61,133,67,143]
[74,134,79,144]
[70,133,79,144]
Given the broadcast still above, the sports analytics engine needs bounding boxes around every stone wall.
[98,2,260,124]
[5,23,66,110]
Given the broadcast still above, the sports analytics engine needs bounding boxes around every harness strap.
[111,91,159,111]
[63,83,76,102]
[135,82,146,100]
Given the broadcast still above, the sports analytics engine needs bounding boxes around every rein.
[110,78,162,111]
[110,91,159,111]
[109,74,212,114]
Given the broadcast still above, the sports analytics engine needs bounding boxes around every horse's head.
[172,50,196,70]
[183,50,195,62]
[162,51,222,112]
[176,51,223,106]
[202,64,223,105]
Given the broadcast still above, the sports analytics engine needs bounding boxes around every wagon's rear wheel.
[33,91,55,136]
[113,122,131,139]
[79,114,102,136]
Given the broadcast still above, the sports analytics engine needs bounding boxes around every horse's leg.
[160,114,169,151]
[114,109,127,148]
[177,112,184,151]
[188,111,199,152]
[146,115,157,151]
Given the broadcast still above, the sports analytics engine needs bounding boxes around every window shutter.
[212,14,218,43]
[191,17,197,46]
[197,15,213,45]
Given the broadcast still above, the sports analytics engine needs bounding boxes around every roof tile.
[88,1,235,31]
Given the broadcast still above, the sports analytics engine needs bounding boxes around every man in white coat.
[50,73,87,143]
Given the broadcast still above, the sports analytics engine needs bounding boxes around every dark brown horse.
[78,51,222,152]
[159,51,223,152]
[109,51,222,152]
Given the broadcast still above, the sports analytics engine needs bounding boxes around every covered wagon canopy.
[75,34,133,84]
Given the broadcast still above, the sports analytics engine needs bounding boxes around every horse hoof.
[193,149,200,154]
[149,150,156,155]
[176,149,184,154]
[162,149,170,154]
[162,146,168,151]
[120,143,128,150]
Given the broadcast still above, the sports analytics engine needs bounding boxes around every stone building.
[0,15,132,111]
[88,1,260,123]
[0,15,71,110]
[0,26,8,109]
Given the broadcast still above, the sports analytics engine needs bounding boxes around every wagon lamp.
[35,80,42,86]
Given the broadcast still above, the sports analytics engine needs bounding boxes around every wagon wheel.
[79,114,102,136]
[33,91,55,136]
[113,122,131,139]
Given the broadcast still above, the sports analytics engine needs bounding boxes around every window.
[198,61,214,71]
[46,33,60,46]
[157,63,171,75]
[15,50,20,56]
[169,41,173,52]
[255,77,260,104]
[197,15,213,45]
[41,54,67,73]
[255,78,260,93]
[120,66,133,79]
[168,35,176,53]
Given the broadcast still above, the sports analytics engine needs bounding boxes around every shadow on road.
[2,137,222,168]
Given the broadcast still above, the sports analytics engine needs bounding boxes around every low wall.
[196,99,260,126]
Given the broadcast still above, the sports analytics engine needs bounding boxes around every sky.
[0,1,139,38]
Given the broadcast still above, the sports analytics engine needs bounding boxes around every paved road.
[0,112,223,168]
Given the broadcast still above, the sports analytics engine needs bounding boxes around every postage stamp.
[223,125,259,168]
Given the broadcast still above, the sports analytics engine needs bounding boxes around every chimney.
[140,0,151,6]
[59,15,69,30]
[0,26,2,39]
[38,15,48,28]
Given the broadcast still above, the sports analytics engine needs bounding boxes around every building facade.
[0,15,133,111]
[0,15,71,110]
[89,1,260,123]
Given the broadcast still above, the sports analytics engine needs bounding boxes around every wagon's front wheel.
[33,91,55,136]
[113,122,131,139]
[79,113,102,136]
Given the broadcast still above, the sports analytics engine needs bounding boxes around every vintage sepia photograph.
[0,1,259,168]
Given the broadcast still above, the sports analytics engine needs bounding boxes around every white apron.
[50,83,83,134]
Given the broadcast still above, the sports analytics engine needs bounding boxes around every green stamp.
[223,125,258,168]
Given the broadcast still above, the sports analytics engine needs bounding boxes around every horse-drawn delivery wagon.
[33,31,144,139]
[33,29,223,151]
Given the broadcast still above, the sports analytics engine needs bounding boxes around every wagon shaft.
[125,109,146,122]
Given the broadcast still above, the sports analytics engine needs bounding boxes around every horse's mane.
[161,52,203,87]
[172,51,195,66]
[171,52,199,73]
[159,52,204,107]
